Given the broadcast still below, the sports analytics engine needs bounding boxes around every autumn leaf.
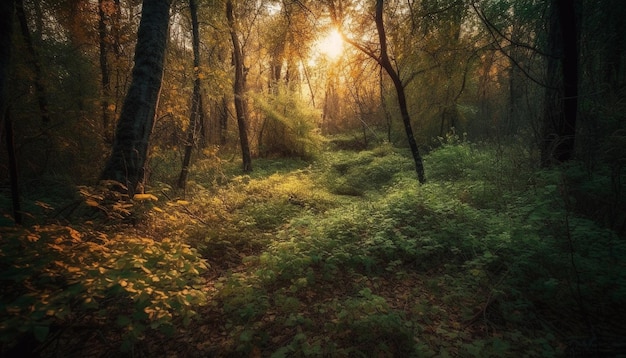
[133,193,158,201]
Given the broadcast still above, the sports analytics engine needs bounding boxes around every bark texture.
[226,0,252,172]
[100,0,172,194]
[374,0,425,183]
[178,0,202,189]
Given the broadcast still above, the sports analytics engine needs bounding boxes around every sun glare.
[316,28,344,60]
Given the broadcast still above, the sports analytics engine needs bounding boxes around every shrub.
[0,224,208,354]
[319,144,414,196]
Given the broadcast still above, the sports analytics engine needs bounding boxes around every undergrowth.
[2,137,625,356]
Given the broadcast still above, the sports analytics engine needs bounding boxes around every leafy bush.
[0,224,208,354]
[319,143,414,196]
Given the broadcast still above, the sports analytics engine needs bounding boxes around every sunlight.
[316,28,344,60]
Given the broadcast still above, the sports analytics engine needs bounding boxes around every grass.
[1,139,625,357]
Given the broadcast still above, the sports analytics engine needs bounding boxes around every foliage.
[0,223,208,354]
[318,142,414,196]
[202,140,624,356]
[254,86,324,160]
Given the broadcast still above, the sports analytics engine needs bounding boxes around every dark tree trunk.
[178,0,202,190]
[0,0,14,118]
[374,0,425,183]
[1,0,20,225]
[4,112,21,225]
[219,95,229,145]
[100,0,172,195]
[541,0,579,166]
[507,7,524,135]
[226,0,252,172]
[98,0,114,142]
[15,0,49,123]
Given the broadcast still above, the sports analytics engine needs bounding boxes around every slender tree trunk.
[219,95,228,145]
[226,0,252,172]
[379,67,392,142]
[374,0,425,183]
[178,0,202,189]
[15,0,49,123]
[541,0,579,166]
[1,0,14,120]
[100,0,172,195]
[99,0,114,142]
[1,0,21,225]
[4,112,21,225]
[556,0,578,162]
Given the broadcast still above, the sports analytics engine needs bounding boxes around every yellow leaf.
[176,200,190,205]
[133,193,158,201]
[107,104,116,111]
[85,199,99,207]
[153,207,163,212]
[68,227,82,242]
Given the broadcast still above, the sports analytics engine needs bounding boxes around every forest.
[0,0,625,356]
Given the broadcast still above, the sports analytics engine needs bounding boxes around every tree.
[226,0,252,172]
[98,0,120,142]
[1,0,15,136]
[1,0,21,225]
[15,0,50,123]
[541,0,579,166]
[100,0,173,194]
[178,0,202,190]
[336,0,426,183]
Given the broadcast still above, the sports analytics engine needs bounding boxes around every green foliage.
[254,86,324,160]
[0,224,208,352]
[319,143,414,196]
[206,140,625,356]
[4,139,624,356]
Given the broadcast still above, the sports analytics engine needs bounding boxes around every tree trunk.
[100,0,172,195]
[541,0,579,166]
[375,0,425,183]
[98,0,114,142]
[226,0,252,172]
[1,0,21,225]
[178,0,202,190]
[4,112,22,225]
[219,95,229,145]
[15,0,50,123]
[0,0,14,118]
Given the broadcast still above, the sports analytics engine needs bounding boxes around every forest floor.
[2,139,625,357]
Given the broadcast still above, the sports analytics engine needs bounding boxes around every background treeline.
[0,0,624,198]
